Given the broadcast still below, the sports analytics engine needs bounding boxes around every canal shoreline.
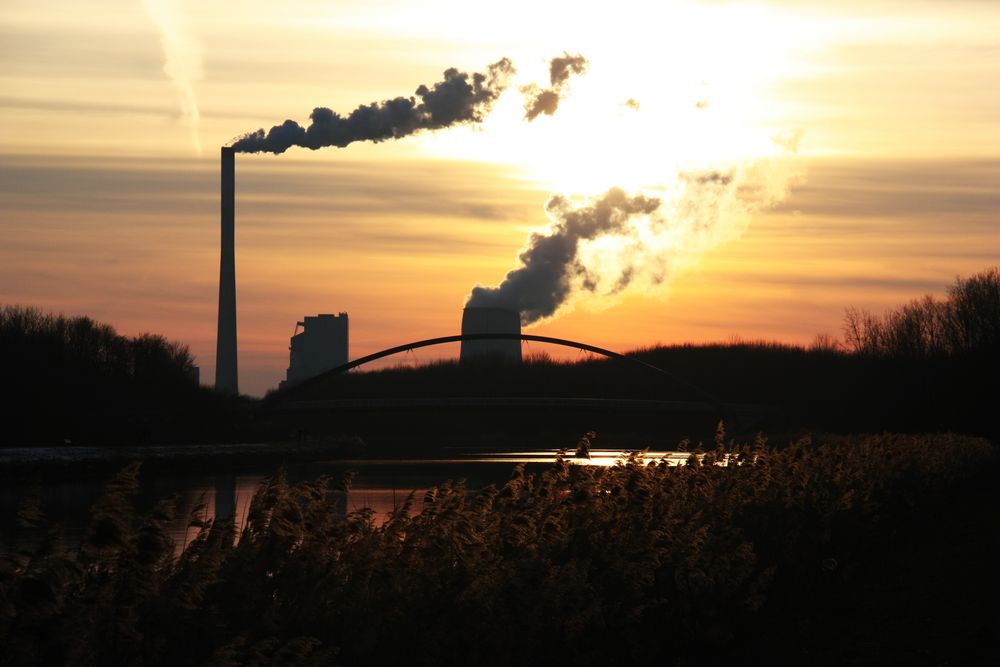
[0,438,366,482]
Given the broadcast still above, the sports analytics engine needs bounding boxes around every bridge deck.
[275,396,775,415]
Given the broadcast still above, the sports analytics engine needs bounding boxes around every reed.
[2,430,995,665]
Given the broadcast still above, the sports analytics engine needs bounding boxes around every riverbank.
[0,437,365,482]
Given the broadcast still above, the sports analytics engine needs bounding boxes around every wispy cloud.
[142,0,203,153]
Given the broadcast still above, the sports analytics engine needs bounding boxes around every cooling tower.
[460,307,521,363]
[215,146,238,394]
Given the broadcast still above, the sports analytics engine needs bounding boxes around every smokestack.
[460,307,521,363]
[215,146,238,394]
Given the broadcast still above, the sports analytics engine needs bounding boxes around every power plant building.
[459,307,521,363]
[280,313,349,389]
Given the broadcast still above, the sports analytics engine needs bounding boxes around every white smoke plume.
[143,0,203,153]
[467,153,800,326]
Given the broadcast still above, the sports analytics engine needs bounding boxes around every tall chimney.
[215,146,238,394]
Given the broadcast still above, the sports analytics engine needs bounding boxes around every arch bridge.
[272,333,745,410]
[328,333,674,379]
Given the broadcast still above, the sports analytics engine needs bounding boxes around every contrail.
[231,59,515,154]
[142,0,203,153]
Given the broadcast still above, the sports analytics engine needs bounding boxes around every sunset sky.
[2,0,999,395]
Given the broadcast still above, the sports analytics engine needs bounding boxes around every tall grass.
[1,430,995,665]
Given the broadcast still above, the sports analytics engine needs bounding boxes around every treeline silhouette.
[6,265,997,446]
[283,267,1000,439]
[0,306,254,446]
[2,430,996,665]
[844,266,1000,358]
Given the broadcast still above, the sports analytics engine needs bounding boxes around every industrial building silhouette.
[280,313,349,390]
[214,146,523,395]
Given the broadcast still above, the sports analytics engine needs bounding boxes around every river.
[1,448,691,556]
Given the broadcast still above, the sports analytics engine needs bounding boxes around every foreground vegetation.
[2,430,996,665]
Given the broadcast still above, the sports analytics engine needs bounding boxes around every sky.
[1,0,998,396]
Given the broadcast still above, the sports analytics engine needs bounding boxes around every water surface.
[1,448,689,555]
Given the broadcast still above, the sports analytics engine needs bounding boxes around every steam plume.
[143,0,202,153]
[467,161,797,326]
[523,53,588,121]
[467,189,660,323]
[231,59,514,154]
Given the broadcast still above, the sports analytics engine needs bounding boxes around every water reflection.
[171,475,264,554]
[469,449,690,466]
[3,449,691,556]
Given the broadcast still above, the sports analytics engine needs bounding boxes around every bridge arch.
[288,333,716,402]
